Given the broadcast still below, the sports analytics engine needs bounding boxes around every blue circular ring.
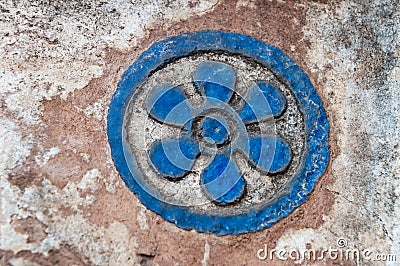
[107,30,330,235]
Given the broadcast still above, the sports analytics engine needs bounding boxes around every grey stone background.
[0,0,399,265]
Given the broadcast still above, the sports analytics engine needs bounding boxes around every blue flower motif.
[146,61,292,205]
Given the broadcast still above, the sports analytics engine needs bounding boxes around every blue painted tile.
[107,30,330,235]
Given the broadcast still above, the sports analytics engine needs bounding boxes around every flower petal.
[149,136,200,180]
[238,81,287,124]
[193,61,236,102]
[201,153,245,205]
[246,136,292,174]
[146,83,194,126]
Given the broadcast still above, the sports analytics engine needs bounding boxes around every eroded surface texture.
[1,0,399,265]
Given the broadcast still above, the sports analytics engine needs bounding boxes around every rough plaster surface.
[0,0,399,265]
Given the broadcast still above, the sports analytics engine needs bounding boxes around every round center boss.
[107,30,330,235]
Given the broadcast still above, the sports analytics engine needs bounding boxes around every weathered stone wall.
[1,0,399,265]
